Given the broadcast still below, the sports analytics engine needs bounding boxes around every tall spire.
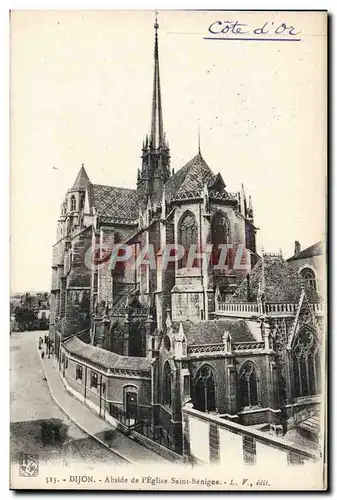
[150,14,164,150]
[138,14,171,194]
[248,194,254,221]
[240,183,247,215]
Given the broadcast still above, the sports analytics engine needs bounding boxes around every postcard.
[10,9,327,490]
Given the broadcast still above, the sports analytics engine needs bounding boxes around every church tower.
[137,17,171,195]
[55,164,90,242]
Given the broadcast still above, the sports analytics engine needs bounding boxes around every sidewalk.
[39,353,170,464]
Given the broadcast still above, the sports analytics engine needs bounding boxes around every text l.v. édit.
[205,20,301,41]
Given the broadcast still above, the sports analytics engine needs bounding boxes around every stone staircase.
[295,408,321,441]
[297,413,321,440]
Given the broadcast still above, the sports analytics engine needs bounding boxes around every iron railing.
[108,403,178,452]
[108,403,138,431]
[137,422,177,452]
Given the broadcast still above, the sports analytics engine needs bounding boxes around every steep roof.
[87,183,144,220]
[287,241,324,262]
[230,255,321,303]
[84,151,227,217]
[176,319,255,346]
[72,165,91,190]
[63,336,151,371]
[164,152,215,200]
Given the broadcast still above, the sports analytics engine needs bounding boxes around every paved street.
[10,331,127,468]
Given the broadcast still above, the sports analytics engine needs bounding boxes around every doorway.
[124,388,138,426]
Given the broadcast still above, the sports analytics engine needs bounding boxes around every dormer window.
[70,195,76,211]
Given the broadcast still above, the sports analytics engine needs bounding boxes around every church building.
[50,20,324,457]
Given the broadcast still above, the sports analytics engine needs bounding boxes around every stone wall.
[67,226,92,288]
[182,405,318,467]
[288,254,325,294]
[98,227,115,305]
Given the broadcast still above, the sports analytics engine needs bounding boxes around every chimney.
[294,241,301,257]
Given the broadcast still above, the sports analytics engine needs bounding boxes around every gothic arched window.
[178,211,198,269]
[129,321,146,358]
[300,268,317,291]
[70,195,76,211]
[110,323,124,355]
[163,362,172,406]
[292,328,321,398]
[79,193,85,211]
[211,211,230,267]
[193,365,216,413]
[239,362,259,408]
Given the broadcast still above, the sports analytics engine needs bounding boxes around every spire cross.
[154,11,159,60]
[154,11,159,32]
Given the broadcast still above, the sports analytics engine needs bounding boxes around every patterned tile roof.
[207,172,226,189]
[85,151,225,217]
[230,255,321,303]
[63,336,151,371]
[165,152,214,200]
[176,319,255,346]
[287,241,324,261]
[88,183,144,220]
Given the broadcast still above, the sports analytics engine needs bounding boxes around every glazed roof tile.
[86,151,227,216]
[165,152,214,199]
[230,255,321,303]
[176,319,255,346]
[88,183,144,220]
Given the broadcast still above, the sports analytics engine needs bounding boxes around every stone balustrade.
[188,341,265,355]
[265,303,297,314]
[217,302,259,313]
[216,301,324,316]
[233,341,265,351]
[188,344,225,355]
[309,303,324,313]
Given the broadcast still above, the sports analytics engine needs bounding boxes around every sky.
[10,10,326,293]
